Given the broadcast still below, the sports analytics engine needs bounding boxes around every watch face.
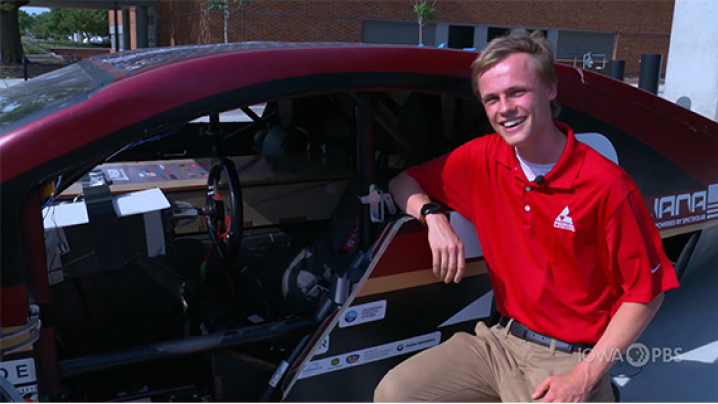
[421,202,441,216]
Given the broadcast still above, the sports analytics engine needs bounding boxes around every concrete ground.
[0,78,25,89]
[613,224,718,402]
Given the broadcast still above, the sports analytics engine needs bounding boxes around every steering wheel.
[205,158,243,264]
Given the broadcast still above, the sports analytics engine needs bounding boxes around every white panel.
[664,0,718,121]
[575,132,619,164]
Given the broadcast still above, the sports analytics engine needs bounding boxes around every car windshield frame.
[0,42,374,134]
[0,62,116,132]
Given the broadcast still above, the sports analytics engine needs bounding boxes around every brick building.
[157,0,674,75]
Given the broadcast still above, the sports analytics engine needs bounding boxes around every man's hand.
[532,370,592,403]
[387,171,465,283]
[425,213,465,283]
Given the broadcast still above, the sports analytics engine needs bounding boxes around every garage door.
[362,19,436,46]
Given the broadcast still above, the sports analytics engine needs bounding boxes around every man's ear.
[547,81,558,101]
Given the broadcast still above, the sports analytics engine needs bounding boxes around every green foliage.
[28,11,51,38]
[22,41,43,54]
[18,8,30,30]
[205,0,228,13]
[412,0,436,24]
[411,0,436,45]
[27,38,100,49]
[205,0,252,14]
[19,9,109,41]
[1,1,29,11]
[46,9,108,37]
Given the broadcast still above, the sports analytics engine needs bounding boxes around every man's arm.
[533,293,665,402]
[388,171,466,283]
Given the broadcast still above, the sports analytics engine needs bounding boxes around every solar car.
[1,42,716,402]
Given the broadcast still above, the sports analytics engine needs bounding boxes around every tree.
[412,0,437,46]
[18,7,29,33]
[46,9,108,39]
[205,0,252,44]
[29,11,50,39]
[0,0,29,64]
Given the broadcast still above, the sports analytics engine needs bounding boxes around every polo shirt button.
[525,185,531,191]
[524,205,531,212]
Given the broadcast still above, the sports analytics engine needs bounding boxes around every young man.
[374,30,679,402]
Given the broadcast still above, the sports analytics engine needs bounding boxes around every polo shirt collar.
[495,121,585,189]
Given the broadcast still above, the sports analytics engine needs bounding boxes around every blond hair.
[471,29,561,118]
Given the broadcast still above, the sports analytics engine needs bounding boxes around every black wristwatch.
[420,202,442,223]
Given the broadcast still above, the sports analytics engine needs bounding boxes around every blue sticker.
[344,310,358,323]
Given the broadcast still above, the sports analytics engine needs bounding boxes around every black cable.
[58,252,96,270]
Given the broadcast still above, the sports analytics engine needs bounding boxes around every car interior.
[35,90,491,401]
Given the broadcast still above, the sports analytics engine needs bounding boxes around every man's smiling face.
[478,52,557,150]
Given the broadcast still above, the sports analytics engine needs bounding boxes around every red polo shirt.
[406,122,679,344]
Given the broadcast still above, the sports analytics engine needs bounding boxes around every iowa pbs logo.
[625,342,682,367]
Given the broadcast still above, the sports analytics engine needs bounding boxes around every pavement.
[0,78,26,89]
[613,224,718,402]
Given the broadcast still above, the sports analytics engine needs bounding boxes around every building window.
[448,25,474,49]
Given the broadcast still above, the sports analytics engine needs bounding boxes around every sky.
[21,6,51,15]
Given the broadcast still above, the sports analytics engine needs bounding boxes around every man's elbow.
[649,292,664,312]
[388,171,408,197]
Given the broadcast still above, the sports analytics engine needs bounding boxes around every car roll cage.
[17,90,437,401]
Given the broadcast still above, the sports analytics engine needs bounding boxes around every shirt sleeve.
[606,185,679,304]
[405,139,480,218]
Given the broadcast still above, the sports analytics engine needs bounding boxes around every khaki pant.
[374,321,615,402]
